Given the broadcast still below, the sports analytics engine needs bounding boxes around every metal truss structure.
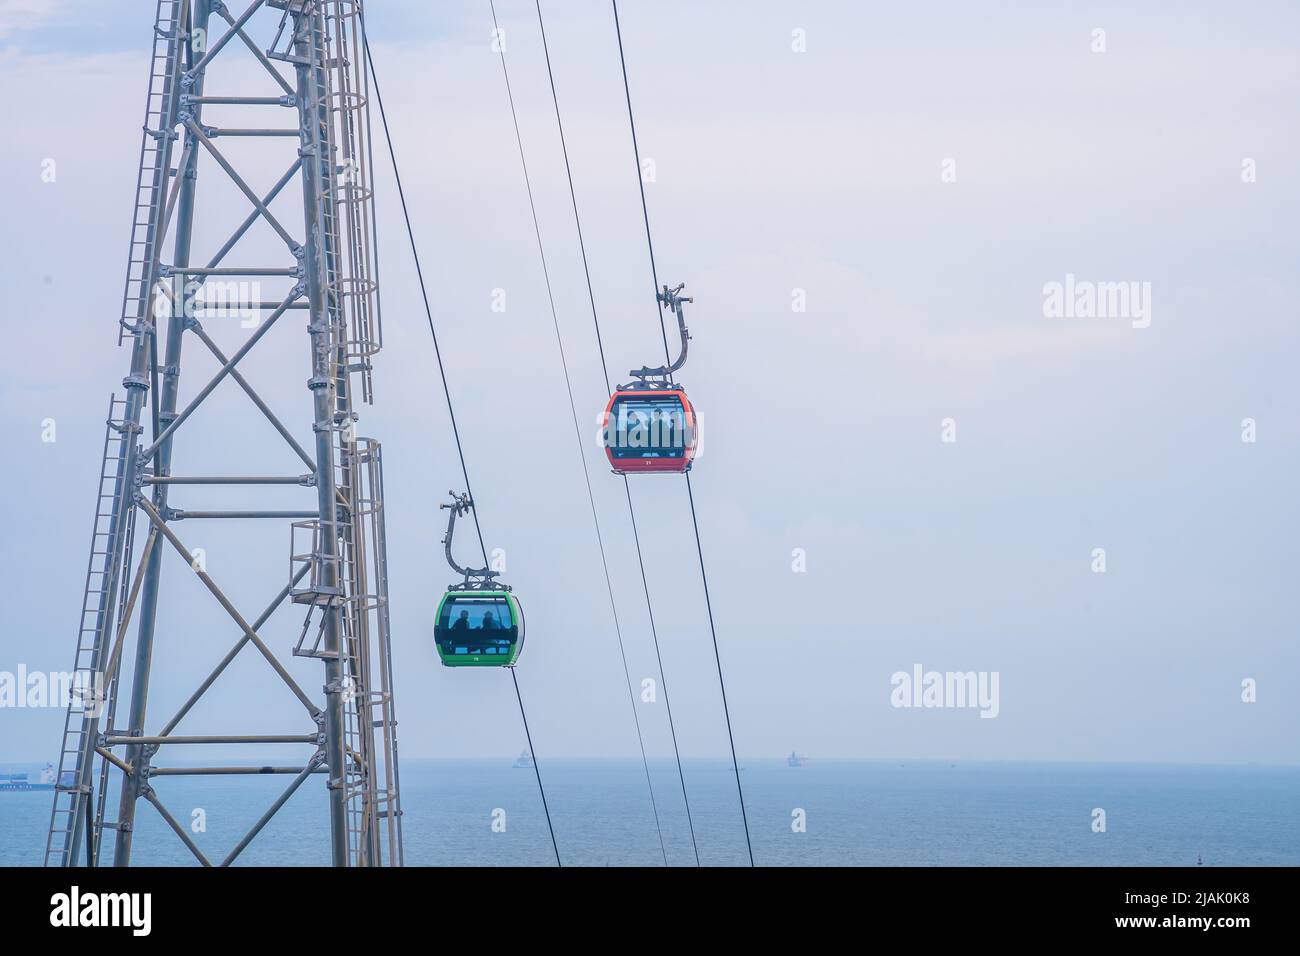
[45,0,402,867]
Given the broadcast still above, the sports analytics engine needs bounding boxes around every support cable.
[686,471,753,864]
[536,0,699,867]
[361,20,560,867]
[363,35,488,566]
[611,0,673,374]
[512,669,560,865]
[489,0,669,866]
[611,0,755,866]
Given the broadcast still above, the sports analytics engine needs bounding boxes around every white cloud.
[0,0,101,40]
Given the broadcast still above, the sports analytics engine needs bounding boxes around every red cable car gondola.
[603,283,699,475]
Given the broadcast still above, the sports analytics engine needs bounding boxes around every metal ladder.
[292,5,396,865]
[117,0,185,345]
[337,438,402,866]
[90,499,139,863]
[322,1,382,402]
[357,440,403,866]
[44,397,137,866]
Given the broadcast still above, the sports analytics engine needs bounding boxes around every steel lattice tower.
[45,0,402,867]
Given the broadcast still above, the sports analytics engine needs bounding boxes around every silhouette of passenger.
[481,611,499,630]
[628,412,649,446]
[451,609,470,632]
[665,410,681,444]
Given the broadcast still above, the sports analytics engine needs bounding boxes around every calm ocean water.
[2,760,1297,866]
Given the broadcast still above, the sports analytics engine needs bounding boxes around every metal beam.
[187,0,264,75]
[96,529,159,700]
[144,475,311,485]
[158,141,195,246]
[172,510,318,519]
[105,734,316,746]
[170,264,297,274]
[94,748,133,777]
[151,765,326,776]
[185,95,292,105]
[195,302,311,310]
[111,3,215,863]
[207,127,301,137]
[167,265,298,276]
[215,2,295,96]
[143,790,212,867]
[293,4,350,868]
[220,758,323,867]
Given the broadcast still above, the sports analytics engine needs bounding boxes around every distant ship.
[0,764,58,792]
[512,750,535,769]
[787,751,809,767]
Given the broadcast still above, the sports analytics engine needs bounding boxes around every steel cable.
[611,0,755,866]
[362,18,561,867]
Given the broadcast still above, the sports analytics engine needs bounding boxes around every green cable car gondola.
[434,589,523,667]
[434,491,524,667]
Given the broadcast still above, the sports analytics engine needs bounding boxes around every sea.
[1,760,1297,867]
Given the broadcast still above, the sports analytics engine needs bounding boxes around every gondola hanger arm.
[440,490,499,585]
[626,282,692,384]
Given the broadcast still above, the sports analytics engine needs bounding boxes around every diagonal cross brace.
[136,496,320,717]
[143,788,212,867]
[141,286,301,462]
[159,561,310,737]
[185,117,302,253]
[220,754,324,866]
[188,323,317,472]
[214,1,296,96]
[187,0,266,77]
[199,159,302,277]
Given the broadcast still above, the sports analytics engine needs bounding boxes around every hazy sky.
[1,1,1297,766]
